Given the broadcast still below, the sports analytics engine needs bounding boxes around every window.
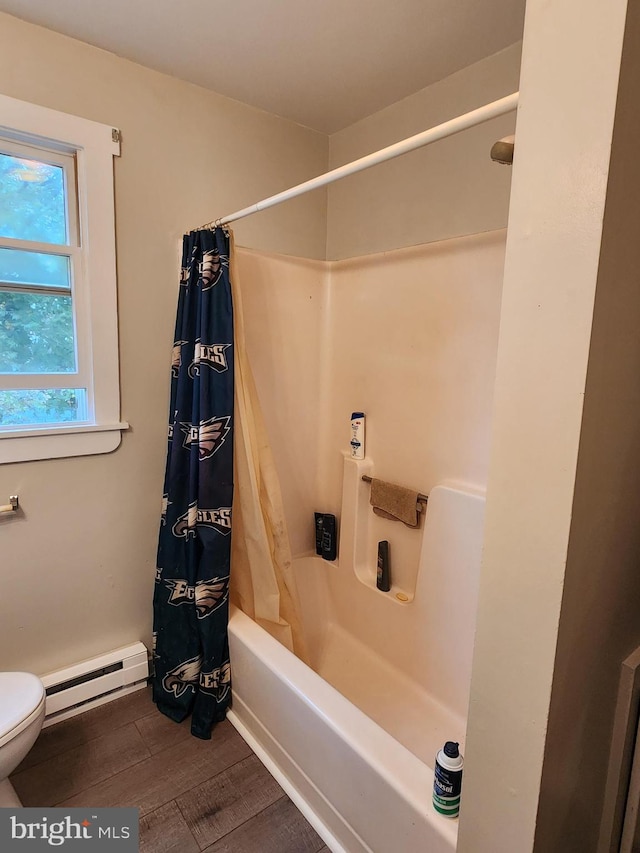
[0,94,126,463]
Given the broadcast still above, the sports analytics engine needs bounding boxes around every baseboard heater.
[40,642,149,728]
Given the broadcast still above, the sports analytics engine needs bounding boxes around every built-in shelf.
[338,453,420,603]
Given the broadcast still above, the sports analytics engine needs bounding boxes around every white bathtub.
[228,480,485,853]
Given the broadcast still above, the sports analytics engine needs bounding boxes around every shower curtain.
[152,228,234,738]
[228,232,307,662]
[153,227,304,739]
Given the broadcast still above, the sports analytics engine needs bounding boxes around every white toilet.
[0,672,46,807]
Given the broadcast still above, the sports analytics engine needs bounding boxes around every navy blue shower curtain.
[152,228,234,739]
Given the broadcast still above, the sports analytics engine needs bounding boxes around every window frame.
[0,137,89,406]
[0,93,126,464]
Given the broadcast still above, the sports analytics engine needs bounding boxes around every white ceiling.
[0,0,525,133]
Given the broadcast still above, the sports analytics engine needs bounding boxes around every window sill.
[0,422,129,464]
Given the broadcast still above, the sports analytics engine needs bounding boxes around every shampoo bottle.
[350,412,365,459]
[433,741,463,818]
[376,540,391,591]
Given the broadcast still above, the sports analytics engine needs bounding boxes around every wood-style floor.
[10,686,330,853]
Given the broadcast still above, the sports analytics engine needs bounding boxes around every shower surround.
[229,232,505,850]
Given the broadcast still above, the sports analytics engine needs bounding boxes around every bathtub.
[227,478,485,853]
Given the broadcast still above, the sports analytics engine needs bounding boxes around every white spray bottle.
[350,412,365,459]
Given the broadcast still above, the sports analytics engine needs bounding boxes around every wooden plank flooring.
[11,686,328,853]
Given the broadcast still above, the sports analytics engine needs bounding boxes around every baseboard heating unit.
[41,642,149,728]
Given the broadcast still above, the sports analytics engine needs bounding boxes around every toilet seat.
[0,673,46,748]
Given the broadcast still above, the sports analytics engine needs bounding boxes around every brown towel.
[369,478,421,528]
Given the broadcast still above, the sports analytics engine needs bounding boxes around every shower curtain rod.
[200,91,519,229]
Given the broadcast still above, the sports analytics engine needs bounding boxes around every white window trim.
[0,94,127,464]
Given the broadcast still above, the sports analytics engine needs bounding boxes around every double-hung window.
[0,94,126,463]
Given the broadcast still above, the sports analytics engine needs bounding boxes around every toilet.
[0,672,46,807]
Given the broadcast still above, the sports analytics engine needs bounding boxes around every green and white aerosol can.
[433,741,463,818]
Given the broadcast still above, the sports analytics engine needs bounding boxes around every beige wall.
[534,3,640,849]
[0,13,328,675]
[326,43,521,260]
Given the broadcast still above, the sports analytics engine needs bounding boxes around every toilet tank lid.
[0,672,45,737]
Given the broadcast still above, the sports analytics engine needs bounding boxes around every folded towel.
[369,478,421,528]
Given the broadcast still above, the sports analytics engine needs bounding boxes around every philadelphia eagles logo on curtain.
[152,228,234,739]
